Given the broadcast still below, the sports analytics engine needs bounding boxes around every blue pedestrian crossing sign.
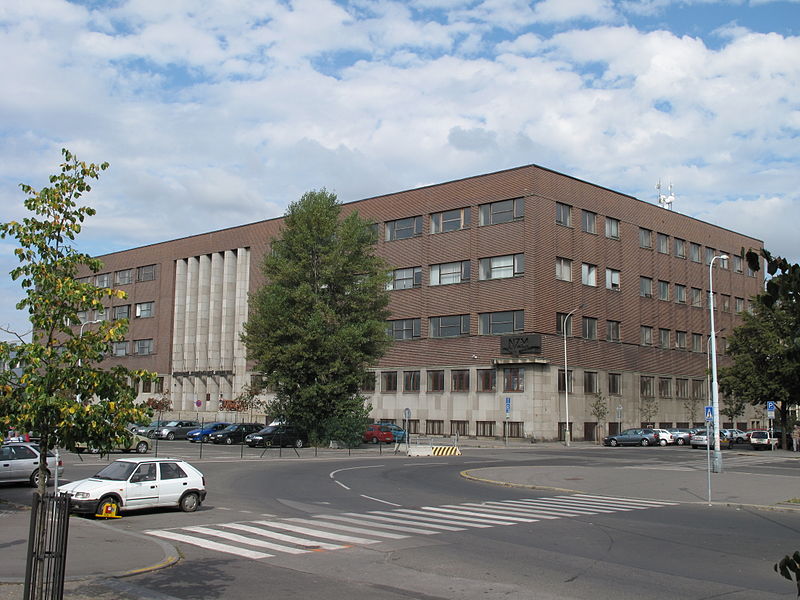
[705,406,714,421]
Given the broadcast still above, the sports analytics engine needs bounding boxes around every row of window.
[78,264,158,288]
[111,339,155,357]
[77,302,155,323]
[387,254,524,290]
[388,310,523,340]
[384,199,524,241]
[381,419,523,438]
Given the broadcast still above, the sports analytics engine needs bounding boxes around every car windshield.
[751,431,767,439]
[164,421,180,427]
[258,426,277,434]
[92,461,138,481]
[220,425,238,432]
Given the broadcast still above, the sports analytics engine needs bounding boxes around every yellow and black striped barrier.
[431,446,461,456]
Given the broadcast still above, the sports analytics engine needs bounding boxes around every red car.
[363,424,395,444]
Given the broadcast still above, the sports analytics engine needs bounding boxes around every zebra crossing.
[625,451,786,472]
[145,494,677,561]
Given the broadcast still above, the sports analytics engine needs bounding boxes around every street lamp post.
[708,254,728,473]
[563,305,584,447]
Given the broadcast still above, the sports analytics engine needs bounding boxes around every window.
[112,341,127,357]
[581,210,597,234]
[640,326,653,346]
[659,328,670,349]
[719,253,729,269]
[361,373,376,392]
[675,238,686,258]
[135,339,153,356]
[606,268,620,291]
[387,318,421,340]
[403,371,420,392]
[381,371,398,392]
[676,331,687,350]
[557,369,573,393]
[430,207,470,233]
[690,243,701,263]
[479,254,524,280]
[135,302,154,318]
[503,367,524,392]
[608,373,621,395]
[692,333,703,353]
[113,305,130,320]
[691,288,702,308]
[556,313,573,336]
[556,202,572,226]
[675,284,686,304]
[479,198,523,226]
[429,314,470,338]
[657,233,669,254]
[705,247,715,265]
[691,379,706,400]
[639,276,653,298]
[555,257,572,281]
[387,267,422,290]
[450,420,468,436]
[676,379,689,399]
[386,216,422,241]
[504,422,523,438]
[747,264,756,277]
[735,297,744,313]
[640,376,654,397]
[659,377,672,397]
[114,269,132,285]
[95,307,107,321]
[426,420,444,435]
[605,217,620,239]
[451,370,470,392]
[430,260,470,286]
[606,320,621,342]
[137,264,156,281]
[95,273,110,288]
[639,228,652,248]
[733,255,743,273]
[479,310,523,335]
[476,421,495,437]
[154,376,164,394]
[721,294,731,312]
[160,462,188,480]
[658,280,670,301]
[427,370,444,392]
[142,379,152,393]
[582,317,597,340]
[581,263,597,286]
[477,369,496,392]
[584,371,598,394]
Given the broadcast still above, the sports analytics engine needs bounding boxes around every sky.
[1,0,798,340]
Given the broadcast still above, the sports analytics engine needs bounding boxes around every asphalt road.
[2,441,799,599]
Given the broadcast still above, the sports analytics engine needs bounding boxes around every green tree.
[589,393,609,444]
[640,397,658,427]
[241,189,390,443]
[720,394,747,428]
[0,149,152,495]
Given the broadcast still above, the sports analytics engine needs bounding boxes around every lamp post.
[563,304,584,447]
[708,254,728,473]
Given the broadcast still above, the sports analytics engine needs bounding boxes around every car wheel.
[659,439,667,446]
[136,441,149,454]
[180,492,200,513]
[609,439,619,447]
[147,431,156,439]
[371,437,379,444]
[167,432,175,441]
[30,469,49,488]
[295,438,304,448]
[89,447,100,454]
[676,438,685,446]
[202,434,210,443]
[640,438,650,446]
[225,437,233,445]
[736,437,744,444]
[96,496,120,518]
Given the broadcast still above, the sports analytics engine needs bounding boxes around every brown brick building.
[81,165,764,441]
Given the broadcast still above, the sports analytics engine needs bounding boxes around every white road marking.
[145,530,273,560]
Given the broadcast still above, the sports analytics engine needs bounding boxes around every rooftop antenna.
[656,179,675,211]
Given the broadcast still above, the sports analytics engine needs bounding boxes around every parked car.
[0,442,63,487]
[749,430,777,450]
[603,428,659,447]
[690,430,731,449]
[208,423,263,445]
[75,431,150,454]
[377,422,407,442]
[667,428,695,446]
[722,429,748,444]
[155,420,201,441]
[134,420,171,439]
[187,422,231,443]
[652,429,674,446]
[58,457,206,516]
[363,424,395,444]
[246,425,308,448]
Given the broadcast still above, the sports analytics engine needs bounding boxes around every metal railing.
[24,492,71,600]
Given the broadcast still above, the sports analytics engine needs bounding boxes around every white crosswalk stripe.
[145,494,678,563]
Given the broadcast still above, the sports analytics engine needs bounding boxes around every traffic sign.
[505,397,511,414]
[704,406,714,421]
[767,401,776,411]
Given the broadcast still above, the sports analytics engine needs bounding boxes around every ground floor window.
[504,421,523,438]
[426,420,444,435]
[406,419,420,434]
[503,367,524,392]
[476,421,495,437]
[450,420,468,436]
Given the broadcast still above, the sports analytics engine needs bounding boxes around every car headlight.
[73,492,91,499]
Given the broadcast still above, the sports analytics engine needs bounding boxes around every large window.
[676,379,689,399]
[584,371,598,394]
[659,328,670,349]
[659,377,672,397]
[692,333,703,352]
[381,371,398,392]
[403,371,420,392]
[557,369,573,393]
[479,254,524,280]
[451,370,470,392]
[430,208,470,233]
[581,210,597,234]
[387,318,421,340]
[430,260,470,286]
[556,313,573,336]
[605,217,620,239]
[95,273,110,288]
[581,263,597,286]
[135,339,153,356]
[640,376,654,397]
[114,269,132,285]
[479,310,523,335]
[639,277,653,298]
[429,314,470,338]
[676,331,687,350]
[386,216,422,241]
[657,233,669,254]
[426,420,444,435]
[477,369,496,392]
[427,370,444,392]
[556,257,572,282]
[503,368,524,392]
[691,287,703,307]
[111,341,127,357]
[691,379,706,400]
[556,202,572,227]
[675,238,686,258]
[658,280,670,301]
[733,255,743,273]
[582,317,597,340]
[608,372,621,395]
[479,198,523,226]
[606,268,620,291]
[675,284,687,304]
[639,228,652,249]
[137,264,156,281]
[606,320,621,342]
[705,247,715,265]
[387,267,422,290]
[113,305,130,320]
[476,421,495,437]
[640,326,653,346]
[135,302,154,318]
[690,243,701,263]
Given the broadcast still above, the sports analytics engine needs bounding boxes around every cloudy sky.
[1,0,798,340]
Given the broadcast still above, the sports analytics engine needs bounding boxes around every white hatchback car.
[652,429,674,446]
[58,457,206,516]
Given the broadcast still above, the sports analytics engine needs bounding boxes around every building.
[78,164,764,441]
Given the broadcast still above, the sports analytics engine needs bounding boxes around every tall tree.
[0,149,152,494]
[242,189,390,443]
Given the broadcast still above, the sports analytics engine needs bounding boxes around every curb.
[459,469,582,494]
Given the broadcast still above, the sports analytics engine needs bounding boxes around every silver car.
[0,442,64,487]
[155,420,201,440]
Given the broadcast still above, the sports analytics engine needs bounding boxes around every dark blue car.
[186,422,231,443]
